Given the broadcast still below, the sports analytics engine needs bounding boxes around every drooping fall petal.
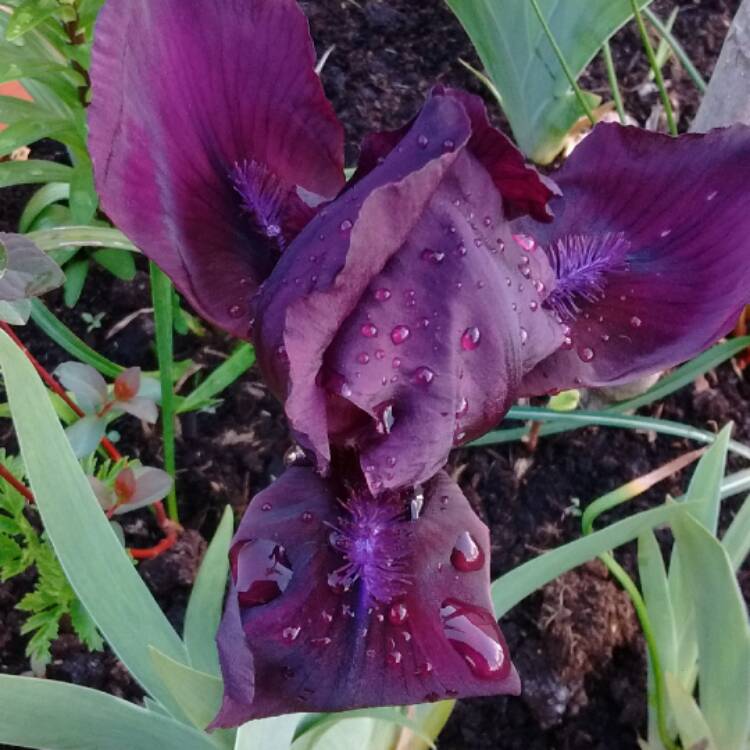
[254,92,561,492]
[210,465,519,727]
[0,233,65,302]
[88,0,345,337]
[515,123,750,394]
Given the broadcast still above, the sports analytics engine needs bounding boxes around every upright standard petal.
[89,0,345,336]
[253,92,562,492]
[210,465,519,727]
[516,123,750,394]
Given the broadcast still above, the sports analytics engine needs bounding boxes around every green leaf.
[178,344,256,414]
[26,225,138,253]
[92,247,137,280]
[445,0,651,162]
[0,159,73,188]
[237,716,303,750]
[672,511,750,750]
[149,647,224,732]
[62,256,88,308]
[0,674,216,750]
[722,494,750,570]
[68,151,99,225]
[18,182,70,233]
[664,673,717,750]
[683,424,731,533]
[0,95,54,125]
[0,116,71,157]
[638,531,677,677]
[29,299,125,378]
[184,505,233,676]
[491,502,693,616]
[0,329,190,715]
[5,0,61,41]
[69,597,104,652]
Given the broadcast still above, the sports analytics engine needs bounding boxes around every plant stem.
[0,463,34,503]
[603,41,627,124]
[528,0,596,126]
[149,263,179,522]
[644,7,707,94]
[599,552,679,750]
[630,0,678,135]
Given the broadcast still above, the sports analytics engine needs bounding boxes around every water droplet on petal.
[417,134,429,148]
[451,532,485,572]
[456,397,469,417]
[388,602,408,625]
[357,352,370,365]
[392,357,402,369]
[601,333,611,342]
[578,346,595,363]
[361,323,379,338]
[233,540,292,608]
[440,599,509,680]
[421,248,445,263]
[513,234,536,251]
[461,327,481,351]
[529,301,539,312]
[519,327,528,346]
[440,495,449,509]
[630,315,642,328]
[416,661,433,676]
[443,138,455,151]
[412,366,435,385]
[311,637,332,648]
[301,511,314,522]
[387,650,403,666]
[391,325,411,345]
[339,219,353,233]
[374,288,392,302]
[341,381,353,398]
[228,304,244,319]
[282,626,301,643]
[261,503,272,512]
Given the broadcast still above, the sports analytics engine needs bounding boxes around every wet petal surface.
[211,467,519,726]
[516,123,750,393]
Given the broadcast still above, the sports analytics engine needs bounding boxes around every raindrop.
[630,316,642,328]
[375,349,386,360]
[361,323,379,338]
[234,540,292,608]
[443,138,455,151]
[578,346,595,363]
[519,327,529,346]
[376,403,395,434]
[476,280,485,290]
[392,357,402,369]
[340,381,353,398]
[386,455,397,467]
[282,626,301,643]
[473,238,483,248]
[440,599,509,680]
[311,637,332,648]
[513,234,535,251]
[461,327,481,351]
[301,511,314,523]
[534,280,545,294]
[483,216,492,227]
[228,304,244,319]
[421,248,446,263]
[440,495,449,509]
[261,503,272,512]
[374,288,392,302]
[505,277,512,287]
[387,650,403,666]
[529,301,539,312]
[601,334,611,342]
[412,366,435,385]
[416,661,433,676]
[707,189,718,201]
[561,336,574,350]
[417,134,429,149]
[357,352,370,365]
[451,531,485,572]
[388,602,408,625]
[454,428,467,443]
[456,397,469,417]
[660,229,672,238]
[456,243,467,257]
[391,325,411,345]
[339,219,353,233]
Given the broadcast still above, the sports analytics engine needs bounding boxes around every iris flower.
[88,0,750,725]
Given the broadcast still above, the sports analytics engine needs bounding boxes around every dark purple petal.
[515,123,750,394]
[254,94,562,492]
[209,466,519,726]
[352,88,558,223]
[89,0,344,337]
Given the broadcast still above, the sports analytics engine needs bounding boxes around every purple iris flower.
[88,0,750,727]
[209,462,517,726]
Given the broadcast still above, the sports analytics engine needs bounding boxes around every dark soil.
[0,1,746,749]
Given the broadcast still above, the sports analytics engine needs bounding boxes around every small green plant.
[0,450,102,665]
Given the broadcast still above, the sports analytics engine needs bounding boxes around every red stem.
[0,323,177,558]
[0,463,34,503]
